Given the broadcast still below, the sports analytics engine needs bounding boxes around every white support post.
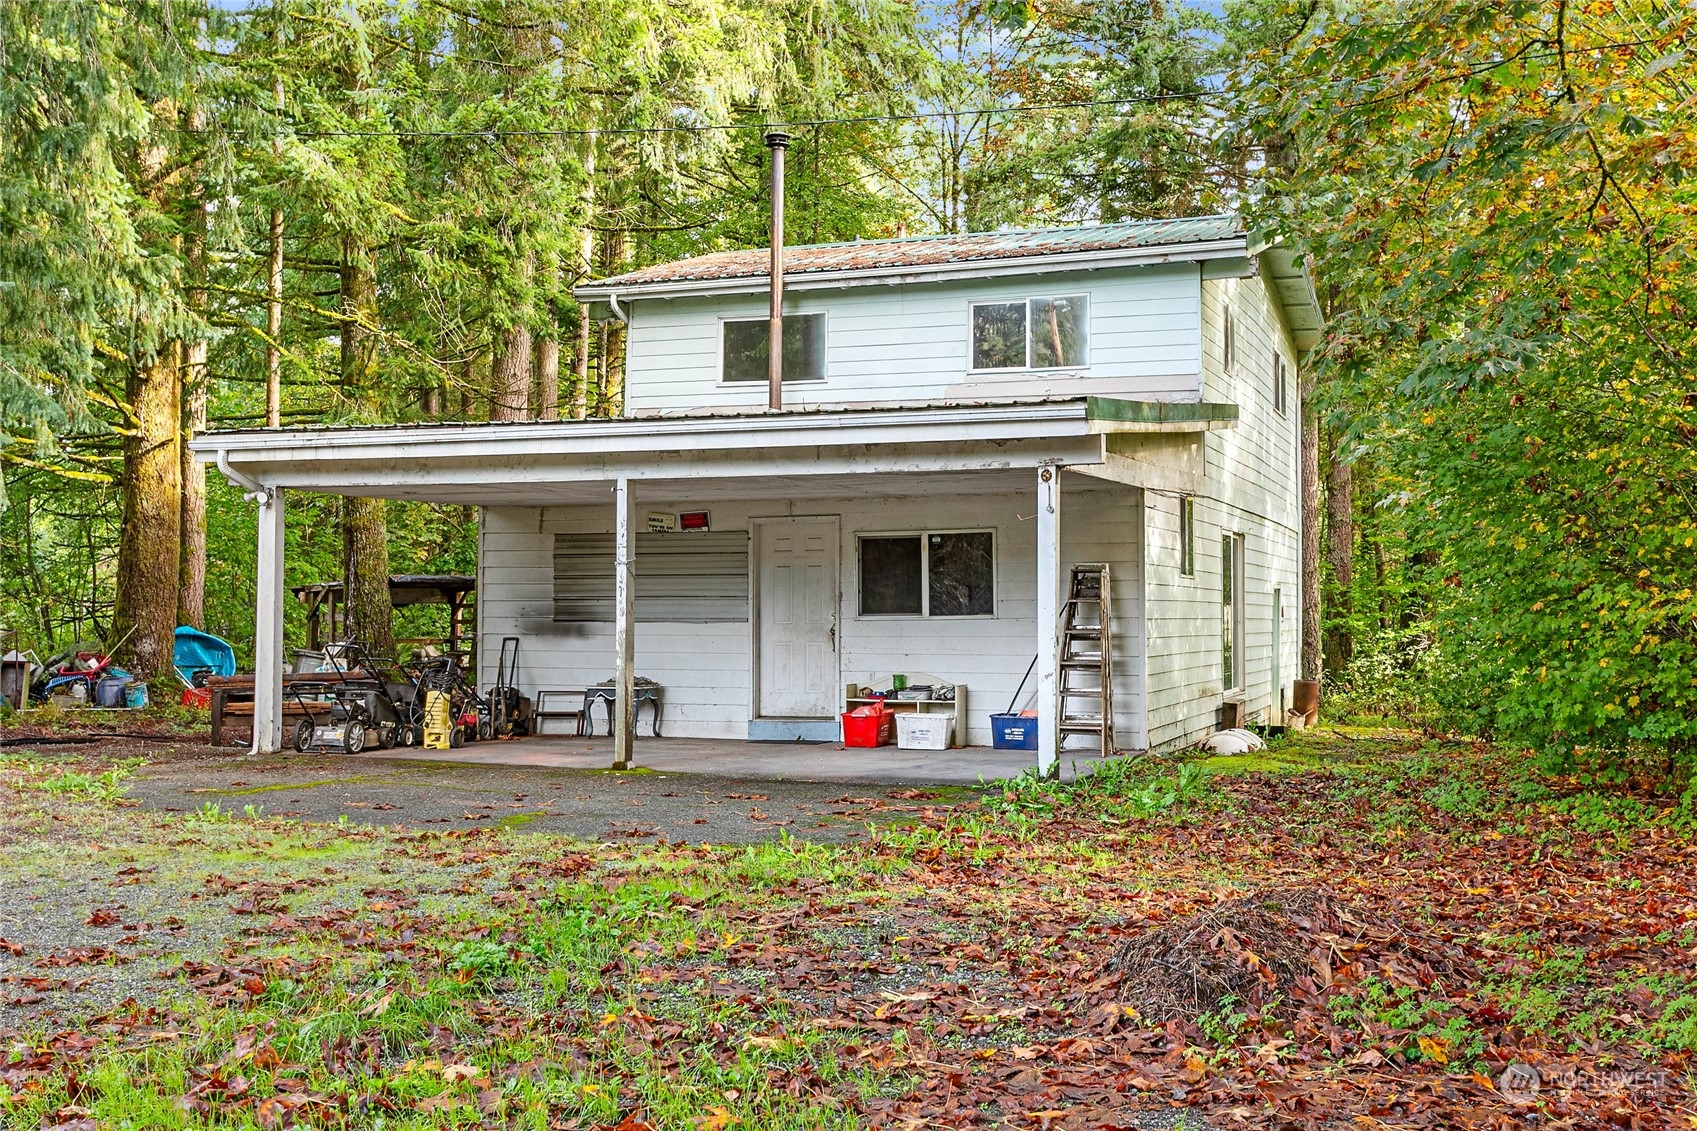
[612,476,636,770]
[252,488,286,754]
[1035,464,1062,778]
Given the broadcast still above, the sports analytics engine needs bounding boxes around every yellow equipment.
[422,689,453,750]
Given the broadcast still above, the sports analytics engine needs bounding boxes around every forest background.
[1,0,1693,786]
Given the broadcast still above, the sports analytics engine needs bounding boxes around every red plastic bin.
[841,707,895,748]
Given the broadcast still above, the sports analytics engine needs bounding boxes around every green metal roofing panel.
[590,215,1245,289]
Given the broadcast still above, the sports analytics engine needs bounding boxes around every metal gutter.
[574,238,1249,302]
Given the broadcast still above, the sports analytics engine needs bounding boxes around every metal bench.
[532,689,590,736]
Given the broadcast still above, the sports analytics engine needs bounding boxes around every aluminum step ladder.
[1058,563,1114,755]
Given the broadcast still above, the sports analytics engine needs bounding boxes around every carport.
[191,397,1222,775]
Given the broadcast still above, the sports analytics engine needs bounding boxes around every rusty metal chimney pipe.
[764,130,790,411]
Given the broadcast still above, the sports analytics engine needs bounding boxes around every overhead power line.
[282,91,1217,140]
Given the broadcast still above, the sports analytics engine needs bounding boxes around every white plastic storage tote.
[895,712,954,751]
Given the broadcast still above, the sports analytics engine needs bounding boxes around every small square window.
[971,303,1027,370]
[928,532,994,616]
[722,313,825,382]
[859,536,922,615]
[1031,297,1087,367]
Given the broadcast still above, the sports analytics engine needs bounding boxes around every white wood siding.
[478,478,1146,748]
[622,264,1203,415]
[1142,269,1302,749]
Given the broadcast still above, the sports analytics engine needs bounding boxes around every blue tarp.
[173,626,237,686]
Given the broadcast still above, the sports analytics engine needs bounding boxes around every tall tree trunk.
[113,116,183,677]
[570,130,596,420]
[536,326,559,421]
[1300,380,1322,682]
[489,322,531,420]
[113,342,183,676]
[571,305,592,420]
[595,228,626,418]
[339,235,393,655]
[1323,431,1354,676]
[265,10,284,428]
[178,124,208,629]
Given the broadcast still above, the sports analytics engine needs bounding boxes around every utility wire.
[280,91,1217,140]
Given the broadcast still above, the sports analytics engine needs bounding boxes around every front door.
[757,518,838,717]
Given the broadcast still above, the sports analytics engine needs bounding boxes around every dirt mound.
[1107,887,1451,1023]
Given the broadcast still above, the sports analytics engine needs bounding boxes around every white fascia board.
[190,401,1098,467]
[574,238,1250,302]
[1258,247,1325,351]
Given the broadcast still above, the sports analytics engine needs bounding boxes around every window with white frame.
[1179,496,1196,577]
[970,296,1088,370]
[858,531,995,617]
[1222,302,1237,372]
[1222,532,1245,691]
[722,313,826,382]
[1273,352,1289,415]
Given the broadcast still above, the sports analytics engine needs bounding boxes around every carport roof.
[190,396,1236,506]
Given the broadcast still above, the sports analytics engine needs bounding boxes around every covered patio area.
[345,734,1060,785]
[193,397,1227,778]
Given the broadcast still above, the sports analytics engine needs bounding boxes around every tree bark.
[489,322,532,420]
[1323,430,1354,676]
[535,331,559,421]
[339,234,394,655]
[113,342,183,677]
[571,304,592,420]
[570,130,597,420]
[1300,380,1322,682]
[265,18,284,429]
[113,115,183,678]
[178,129,208,630]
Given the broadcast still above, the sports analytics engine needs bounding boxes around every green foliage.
[1243,0,1697,774]
[30,757,145,803]
[984,756,1215,821]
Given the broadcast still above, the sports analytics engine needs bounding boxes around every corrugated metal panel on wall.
[553,532,750,622]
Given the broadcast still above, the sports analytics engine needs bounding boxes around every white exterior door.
[757,518,838,717]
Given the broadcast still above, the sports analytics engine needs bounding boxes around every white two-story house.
[197,216,1321,775]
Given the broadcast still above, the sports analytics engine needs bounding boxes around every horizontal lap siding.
[1143,272,1301,750]
[480,481,1147,747]
[623,264,1203,415]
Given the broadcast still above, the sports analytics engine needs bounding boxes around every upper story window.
[722,313,826,383]
[970,295,1088,371]
[1273,352,1289,415]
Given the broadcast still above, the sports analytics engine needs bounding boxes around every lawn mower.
[288,640,423,754]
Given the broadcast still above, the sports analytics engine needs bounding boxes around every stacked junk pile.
[0,626,238,712]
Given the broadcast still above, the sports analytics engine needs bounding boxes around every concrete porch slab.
[351,734,1061,785]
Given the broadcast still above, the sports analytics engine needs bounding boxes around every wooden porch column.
[612,476,636,769]
[1035,464,1062,778]
[253,488,287,754]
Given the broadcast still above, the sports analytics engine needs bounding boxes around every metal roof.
[583,215,1244,292]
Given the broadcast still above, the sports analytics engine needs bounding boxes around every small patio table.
[583,680,663,737]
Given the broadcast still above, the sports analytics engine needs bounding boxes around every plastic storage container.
[896,712,954,751]
[95,676,129,708]
[841,706,894,748]
[990,712,1039,750]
